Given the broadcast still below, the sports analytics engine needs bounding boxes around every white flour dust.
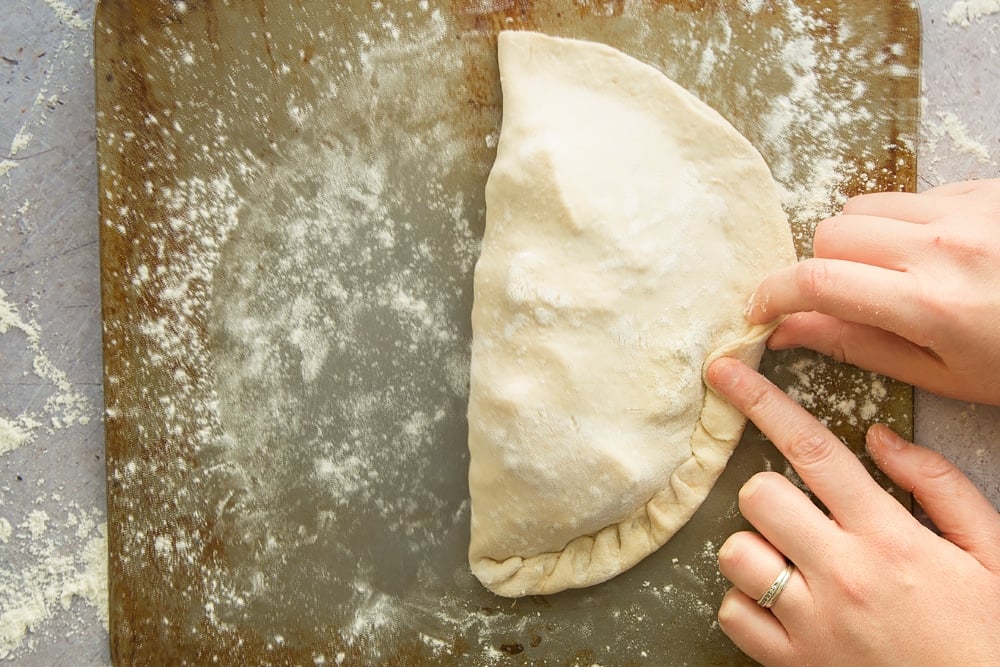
[0,4,107,662]
[0,120,28,179]
[40,0,91,31]
[105,5,503,663]
[780,356,894,431]
[0,504,107,660]
[629,1,918,254]
[1,294,105,657]
[946,0,1000,26]
[0,415,42,456]
[921,101,995,169]
[204,33,480,609]
[0,289,93,436]
[0,203,104,664]
[0,11,87,181]
[99,1,919,663]
[930,111,993,164]
[748,4,913,237]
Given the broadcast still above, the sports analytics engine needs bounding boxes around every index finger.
[706,356,885,529]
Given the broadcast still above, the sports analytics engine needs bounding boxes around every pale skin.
[707,179,1000,666]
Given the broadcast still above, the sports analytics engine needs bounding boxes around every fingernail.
[743,292,756,319]
[739,474,762,502]
[707,357,739,389]
[870,424,908,451]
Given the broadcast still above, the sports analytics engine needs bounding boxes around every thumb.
[867,424,1000,571]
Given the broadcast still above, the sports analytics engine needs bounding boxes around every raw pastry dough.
[467,31,797,597]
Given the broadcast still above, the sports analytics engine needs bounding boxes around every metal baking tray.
[96,1,919,663]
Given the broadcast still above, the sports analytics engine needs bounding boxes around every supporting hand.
[708,357,1000,667]
[746,179,1000,405]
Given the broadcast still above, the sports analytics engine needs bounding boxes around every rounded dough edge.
[471,320,778,597]
[469,31,797,597]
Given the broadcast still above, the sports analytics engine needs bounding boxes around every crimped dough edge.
[470,321,778,597]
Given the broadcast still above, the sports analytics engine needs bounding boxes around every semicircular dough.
[467,31,797,597]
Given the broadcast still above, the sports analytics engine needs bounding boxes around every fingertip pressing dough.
[466,31,797,597]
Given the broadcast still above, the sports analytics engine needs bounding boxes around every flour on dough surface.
[466,31,797,597]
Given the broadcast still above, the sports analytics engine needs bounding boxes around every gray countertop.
[0,1,996,664]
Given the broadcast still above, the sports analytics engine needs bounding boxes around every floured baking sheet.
[96,1,919,664]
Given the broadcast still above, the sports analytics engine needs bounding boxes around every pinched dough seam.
[470,322,779,597]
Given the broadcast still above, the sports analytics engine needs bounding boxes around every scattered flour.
[40,0,92,31]
[782,356,895,431]
[1,5,105,662]
[0,504,107,660]
[639,1,917,253]
[8,127,33,157]
[103,5,494,662]
[930,110,994,164]
[945,0,1000,26]
[0,291,104,661]
[919,97,997,183]
[0,416,41,455]
[96,0,916,663]
[756,4,913,235]
[0,289,93,434]
[1,3,90,186]
[0,128,32,178]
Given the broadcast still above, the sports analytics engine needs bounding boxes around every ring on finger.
[757,562,795,609]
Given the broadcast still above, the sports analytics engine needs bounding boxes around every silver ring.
[757,562,795,609]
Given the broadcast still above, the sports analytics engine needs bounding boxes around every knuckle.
[929,227,988,263]
[795,259,833,299]
[855,516,920,560]
[916,449,962,484]
[827,319,852,364]
[828,566,872,608]
[873,531,919,564]
[717,531,756,570]
[739,375,775,417]
[784,426,838,470]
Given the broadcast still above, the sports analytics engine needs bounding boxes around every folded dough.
[466,31,797,597]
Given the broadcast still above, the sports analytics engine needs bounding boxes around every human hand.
[746,178,1000,405]
[707,356,1000,667]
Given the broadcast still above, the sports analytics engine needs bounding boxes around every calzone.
[467,31,797,597]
